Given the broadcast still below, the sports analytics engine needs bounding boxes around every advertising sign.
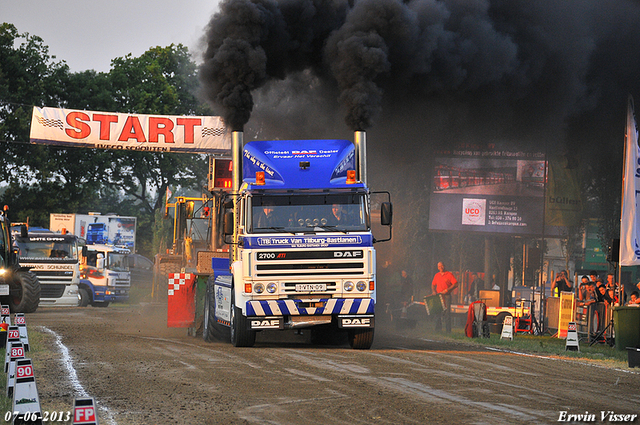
[30,106,230,154]
[428,143,546,235]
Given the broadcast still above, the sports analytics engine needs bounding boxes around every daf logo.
[334,251,363,258]
[251,319,280,328]
[342,318,370,325]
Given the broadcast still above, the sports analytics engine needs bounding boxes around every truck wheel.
[203,278,229,342]
[230,295,255,347]
[348,328,374,349]
[9,271,41,313]
[78,288,90,307]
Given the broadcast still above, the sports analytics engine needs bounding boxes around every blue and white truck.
[78,244,131,307]
[202,131,392,349]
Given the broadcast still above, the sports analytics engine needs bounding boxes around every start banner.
[30,106,230,154]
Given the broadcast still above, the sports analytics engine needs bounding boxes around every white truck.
[13,230,82,307]
[50,213,137,252]
[80,244,131,306]
[201,131,392,349]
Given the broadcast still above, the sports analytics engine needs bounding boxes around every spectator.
[578,281,597,307]
[431,262,458,332]
[596,283,613,305]
[627,291,639,306]
[551,271,573,296]
[589,270,599,284]
[578,275,590,301]
[400,270,413,304]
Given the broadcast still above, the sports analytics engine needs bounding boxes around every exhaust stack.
[354,131,367,185]
[232,131,243,193]
[231,131,243,262]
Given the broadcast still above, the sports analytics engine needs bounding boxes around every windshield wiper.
[254,226,296,235]
[307,224,348,234]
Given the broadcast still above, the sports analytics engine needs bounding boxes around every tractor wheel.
[9,271,41,313]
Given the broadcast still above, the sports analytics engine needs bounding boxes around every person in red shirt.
[431,262,458,332]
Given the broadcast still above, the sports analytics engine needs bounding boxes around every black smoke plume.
[200,0,640,138]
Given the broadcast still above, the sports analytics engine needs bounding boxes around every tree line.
[0,23,212,257]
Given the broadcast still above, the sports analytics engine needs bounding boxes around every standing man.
[432,262,458,332]
[551,270,573,297]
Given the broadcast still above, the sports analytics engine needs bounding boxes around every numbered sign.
[73,397,99,425]
[500,315,514,341]
[5,329,22,373]
[15,313,29,351]
[6,342,25,398]
[12,358,42,423]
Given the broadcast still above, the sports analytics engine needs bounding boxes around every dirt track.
[23,304,640,424]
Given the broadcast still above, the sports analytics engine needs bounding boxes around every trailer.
[50,213,136,252]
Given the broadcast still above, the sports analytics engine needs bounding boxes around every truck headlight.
[253,283,265,294]
[356,281,367,291]
[266,282,277,293]
[344,281,354,291]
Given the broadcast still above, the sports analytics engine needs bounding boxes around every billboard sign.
[428,144,546,235]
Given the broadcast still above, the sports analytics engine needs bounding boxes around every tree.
[0,24,211,257]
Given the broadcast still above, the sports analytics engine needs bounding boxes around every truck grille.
[31,271,73,285]
[255,250,366,279]
[41,284,66,299]
[115,278,130,287]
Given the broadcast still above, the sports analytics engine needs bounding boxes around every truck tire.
[230,294,255,347]
[203,278,229,342]
[78,288,90,307]
[9,271,41,313]
[348,328,374,349]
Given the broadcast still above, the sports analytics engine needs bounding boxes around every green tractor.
[0,208,40,313]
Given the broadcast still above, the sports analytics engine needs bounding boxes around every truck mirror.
[223,211,235,236]
[381,202,393,226]
[82,246,87,257]
[20,225,28,239]
[97,253,105,270]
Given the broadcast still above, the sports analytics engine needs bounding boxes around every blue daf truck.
[201,131,392,349]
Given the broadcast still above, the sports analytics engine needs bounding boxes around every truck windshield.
[251,194,369,233]
[108,253,129,272]
[16,238,78,260]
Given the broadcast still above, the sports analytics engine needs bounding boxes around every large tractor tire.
[203,277,230,342]
[9,271,41,313]
[230,294,256,347]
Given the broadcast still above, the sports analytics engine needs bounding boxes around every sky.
[2,0,221,73]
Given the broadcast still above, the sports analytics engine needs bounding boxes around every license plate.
[295,284,326,292]
[0,285,9,296]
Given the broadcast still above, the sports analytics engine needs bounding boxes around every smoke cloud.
[200,0,640,140]
[199,0,640,285]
